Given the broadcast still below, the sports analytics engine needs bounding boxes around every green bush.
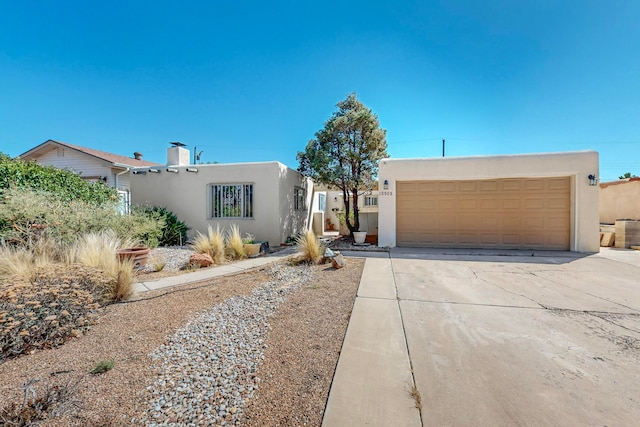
[0,152,117,204]
[0,188,164,248]
[112,207,164,248]
[140,206,189,246]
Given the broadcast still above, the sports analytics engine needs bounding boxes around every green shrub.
[0,153,117,204]
[0,187,121,246]
[140,206,189,246]
[0,187,164,249]
[112,207,164,248]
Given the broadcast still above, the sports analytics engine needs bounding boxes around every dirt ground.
[0,258,364,426]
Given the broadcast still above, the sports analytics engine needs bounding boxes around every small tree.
[619,172,638,179]
[297,93,387,235]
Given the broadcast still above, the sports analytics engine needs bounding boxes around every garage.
[377,151,600,253]
[396,177,570,250]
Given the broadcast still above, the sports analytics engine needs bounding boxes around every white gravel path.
[136,263,313,426]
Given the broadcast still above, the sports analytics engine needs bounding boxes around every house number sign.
[379,191,393,196]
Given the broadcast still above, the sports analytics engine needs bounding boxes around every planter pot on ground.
[243,243,262,258]
[116,247,150,268]
[244,241,270,257]
[352,231,367,244]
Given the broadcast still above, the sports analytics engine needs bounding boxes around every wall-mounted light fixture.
[186,167,198,173]
[588,174,598,186]
[132,170,146,175]
[166,167,179,173]
[149,168,161,173]
[383,179,389,190]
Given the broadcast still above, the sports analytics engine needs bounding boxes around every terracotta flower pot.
[116,247,150,268]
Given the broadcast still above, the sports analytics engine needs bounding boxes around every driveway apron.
[323,249,640,426]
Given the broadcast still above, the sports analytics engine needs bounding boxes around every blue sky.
[1,1,638,181]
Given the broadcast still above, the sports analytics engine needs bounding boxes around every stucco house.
[377,151,600,252]
[19,139,160,213]
[129,145,313,247]
[599,178,640,224]
[310,188,379,236]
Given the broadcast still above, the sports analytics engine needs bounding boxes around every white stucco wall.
[378,151,600,252]
[130,162,311,246]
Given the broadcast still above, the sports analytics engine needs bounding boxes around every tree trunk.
[343,188,361,238]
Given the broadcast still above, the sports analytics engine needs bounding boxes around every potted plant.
[116,246,151,268]
[325,218,335,231]
[352,231,367,244]
[242,234,262,257]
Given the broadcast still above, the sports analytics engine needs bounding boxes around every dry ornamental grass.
[0,257,365,426]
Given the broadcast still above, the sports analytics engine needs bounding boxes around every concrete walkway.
[131,248,295,294]
[322,257,422,427]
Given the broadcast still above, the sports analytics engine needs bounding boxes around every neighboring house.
[378,151,600,252]
[19,139,160,213]
[599,178,640,224]
[311,188,379,236]
[129,145,313,247]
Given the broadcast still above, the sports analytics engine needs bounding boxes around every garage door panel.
[396,177,570,250]
[437,199,457,210]
[548,196,570,209]
[524,197,545,209]
[480,181,499,191]
[459,199,477,209]
[548,177,570,190]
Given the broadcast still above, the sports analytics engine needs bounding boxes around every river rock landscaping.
[0,253,364,426]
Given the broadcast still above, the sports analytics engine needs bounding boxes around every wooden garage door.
[396,177,570,250]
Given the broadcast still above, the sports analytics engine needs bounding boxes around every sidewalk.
[131,247,296,294]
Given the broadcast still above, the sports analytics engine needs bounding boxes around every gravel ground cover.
[0,249,364,426]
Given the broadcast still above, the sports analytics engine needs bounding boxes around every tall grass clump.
[0,245,37,282]
[296,230,324,264]
[191,225,225,264]
[225,224,246,260]
[67,231,137,301]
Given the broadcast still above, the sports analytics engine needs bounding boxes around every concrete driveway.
[323,248,640,426]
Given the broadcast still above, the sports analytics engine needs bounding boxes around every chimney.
[167,142,190,166]
[133,151,143,160]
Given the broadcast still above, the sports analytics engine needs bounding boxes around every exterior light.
[166,167,179,173]
[149,168,161,173]
[186,167,198,173]
[383,179,389,190]
[132,170,146,175]
[588,174,597,186]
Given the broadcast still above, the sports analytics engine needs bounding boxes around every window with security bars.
[364,196,378,206]
[294,187,306,210]
[212,184,254,218]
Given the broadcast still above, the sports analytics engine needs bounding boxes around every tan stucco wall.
[130,162,311,246]
[599,179,640,223]
[378,151,600,252]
